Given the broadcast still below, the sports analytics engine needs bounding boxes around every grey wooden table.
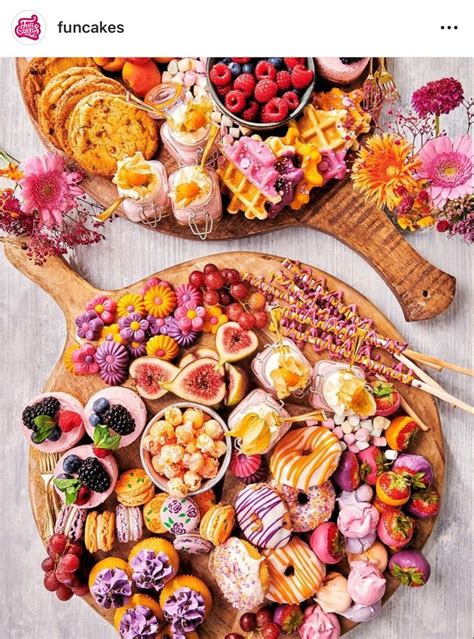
[0,57,472,639]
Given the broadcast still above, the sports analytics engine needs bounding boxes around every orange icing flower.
[144,285,177,318]
[98,323,128,345]
[146,335,179,361]
[202,306,228,334]
[63,344,79,373]
[117,293,146,318]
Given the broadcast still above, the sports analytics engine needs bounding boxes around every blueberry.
[222,57,232,64]
[268,57,283,68]
[242,63,254,74]
[92,398,110,415]
[63,454,82,475]
[228,62,241,76]
[47,426,62,442]
[89,412,101,427]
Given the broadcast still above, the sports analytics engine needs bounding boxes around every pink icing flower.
[174,302,206,332]
[417,134,473,208]
[175,283,203,307]
[86,295,117,325]
[337,502,379,539]
[411,77,464,118]
[72,343,99,375]
[347,560,386,606]
[299,604,340,639]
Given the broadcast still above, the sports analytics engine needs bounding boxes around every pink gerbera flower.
[19,152,83,228]
[417,134,473,208]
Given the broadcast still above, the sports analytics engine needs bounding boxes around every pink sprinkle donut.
[271,480,336,533]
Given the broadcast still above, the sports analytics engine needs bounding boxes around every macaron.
[54,504,87,541]
[173,533,213,555]
[85,510,116,553]
[160,496,200,536]
[143,494,168,534]
[116,504,144,544]
[200,504,235,546]
[115,468,155,507]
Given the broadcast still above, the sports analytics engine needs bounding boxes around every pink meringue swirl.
[299,604,340,639]
[347,560,386,606]
[337,502,379,539]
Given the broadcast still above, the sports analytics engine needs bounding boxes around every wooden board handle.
[3,240,96,314]
[304,186,456,322]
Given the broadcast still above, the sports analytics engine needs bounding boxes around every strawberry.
[377,510,415,550]
[233,73,256,98]
[358,445,387,485]
[371,380,401,416]
[291,64,314,90]
[276,70,292,91]
[92,446,112,459]
[254,79,278,104]
[406,488,440,519]
[255,60,277,81]
[242,100,260,121]
[386,416,420,451]
[58,411,83,433]
[284,57,306,69]
[376,470,411,507]
[310,521,345,564]
[210,62,232,86]
[332,451,360,491]
[282,91,300,111]
[231,57,251,63]
[225,90,246,114]
[373,495,400,515]
[273,604,304,634]
[261,97,289,122]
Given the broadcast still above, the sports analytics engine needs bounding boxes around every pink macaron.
[54,504,87,541]
[173,533,213,555]
[115,504,144,543]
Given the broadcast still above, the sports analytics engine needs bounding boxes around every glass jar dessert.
[228,389,291,456]
[310,360,371,416]
[251,338,313,400]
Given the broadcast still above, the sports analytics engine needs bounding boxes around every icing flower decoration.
[269,350,311,399]
[63,343,79,373]
[299,604,340,639]
[119,605,160,639]
[347,560,386,606]
[351,134,421,211]
[128,341,148,359]
[337,502,380,539]
[90,568,132,609]
[96,340,129,373]
[166,317,199,347]
[130,550,174,592]
[147,315,166,336]
[117,293,146,318]
[417,134,472,208]
[141,276,162,295]
[99,323,127,345]
[100,367,128,386]
[75,310,104,341]
[119,312,150,342]
[175,283,203,307]
[163,587,206,634]
[72,343,99,375]
[144,284,177,318]
[146,335,179,361]
[86,295,117,325]
[202,306,228,334]
[411,77,464,119]
[175,302,206,332]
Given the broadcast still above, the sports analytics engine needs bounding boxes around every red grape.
[43,571,60,592]
[55,569,72,585]
[203,263,218,274]
[254,310,269,328]
[41,557,55,573]
[48,533,67,557]
[56,584,74,601]
[262,622,281,639]
[204,289,220,306]
[225,635,244,639]
[67,542,84,558]
[226,303,243,321]
[189,270,205,288]
[248,291,266,311]
[240,612,257,631]
[219,292,232,307]
[256,608,274,628]
[60,553,80,573]
[71,583,89,597]
[230,282,249,301]
[205,271,225,290]
[238,312,256,330]
[223,268,241,284]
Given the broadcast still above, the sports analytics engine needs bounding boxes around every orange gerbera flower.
[351,134,421,211]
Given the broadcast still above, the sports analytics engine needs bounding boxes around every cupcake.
[114,593,163,639]
[89,558,133,609]
[129,538,179,593]
[159,575,212,636]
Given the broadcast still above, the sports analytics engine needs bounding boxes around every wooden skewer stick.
[405,348,474,378]
[399,396,430,431]
[411,379,474,415]
[396,353,444,391]
[410,359,443,373]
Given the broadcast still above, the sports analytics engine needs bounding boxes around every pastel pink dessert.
[315,58,370,85]
[299,604,340,639]
[21,392,85,453]
[337,502,379,539]
[221,136,280,197]
[314,572,351,614]
[310,522,345,564]
[84,387,147,449]
[347,560,386,606]
[54,445,118,509]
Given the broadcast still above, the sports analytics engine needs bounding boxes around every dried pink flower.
[412,77,464,118]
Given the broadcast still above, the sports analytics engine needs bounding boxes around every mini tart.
[114,593,163,632]
[199,504,235,546]
[128,537,180,576]
[159,575,213,618]
[89,557,132,591]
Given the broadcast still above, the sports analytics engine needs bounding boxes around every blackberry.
[339,58,363,65]
[22,396,60,430]
[102,405,136,436]
[78,457,111,493]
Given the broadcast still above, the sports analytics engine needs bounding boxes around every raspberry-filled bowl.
[206,57,316,131]
[140,402,232,498]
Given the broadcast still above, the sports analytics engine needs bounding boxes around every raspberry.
[255,60,276,81]
[216,83,232,97]
[291,64,314,90]
[232,57,251,63]
[58,411,83,433]
[276,70,292,91]
[262,97,289,123]
[210,62,232,87]
[242,100,260,121]
[234,73,256,98]
[92,447,112,459]
[282,91,300,111]
[254,79,278,104]
[284,57,306,69]
[225,90,246,114]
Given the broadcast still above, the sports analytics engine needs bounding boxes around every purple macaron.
[173,533,213,555]
[54,505,87,541]
[115,504,144,543]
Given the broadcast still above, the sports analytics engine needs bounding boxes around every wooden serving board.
[4,241,445,638]
[16,58,456,323]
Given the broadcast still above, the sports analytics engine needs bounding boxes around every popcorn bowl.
[140,401,232,497]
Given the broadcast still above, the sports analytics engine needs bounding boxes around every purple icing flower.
[96,340,129,372]
[75,310,104,340]
[170,522,187,536]
[166,318,199,347]
[187,504,198,518]
[128,340,148,359]
[175,283,203,307]
[119,312,150,342]
[91,568,132,609]
[168,499,184,514]
[119,605,160,639]
[163,587,205,634]
[147,315,166,336]
[100,367,129,386]
[130,550,173,592]
[158,315,175,336]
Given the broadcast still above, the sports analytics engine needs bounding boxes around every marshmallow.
[221,115,234,128]
[355,428,370,441]
[374,416,390,431]
[167,60,179,75]
[384,449,398,461]
[371,428,383,437]
[356,441,370,451]
[348,415,360,427]
[333,426,344,440]
[341,422,353,434]
[372,436,387,447]
[178,58,195,72]
[229,127,241,138]
[334,414,345,425]
[344,433,356,445]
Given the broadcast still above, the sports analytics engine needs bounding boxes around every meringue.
[340,599,381,623]
[314,572,351,614]
[345,532,376,554]
[299,604,340,639]
[347,560,386,606]
[337,502,379,538]
[347,540,389,573]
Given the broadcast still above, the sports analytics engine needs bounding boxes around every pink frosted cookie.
[21,391,85,453]
[54,444,118,509]
[315,58,370,85]
[84,387,147,449]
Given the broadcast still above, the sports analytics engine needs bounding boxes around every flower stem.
[435,115,440,136]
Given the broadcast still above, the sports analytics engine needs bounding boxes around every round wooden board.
[15,58,456,323]
[4,242,445,637]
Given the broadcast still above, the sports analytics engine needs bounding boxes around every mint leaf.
[53,478,81,505]
[371,381,393,398]
[32,415,56,443]
[93,425,121,450]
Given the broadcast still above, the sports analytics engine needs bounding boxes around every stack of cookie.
[23,57,158,177]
